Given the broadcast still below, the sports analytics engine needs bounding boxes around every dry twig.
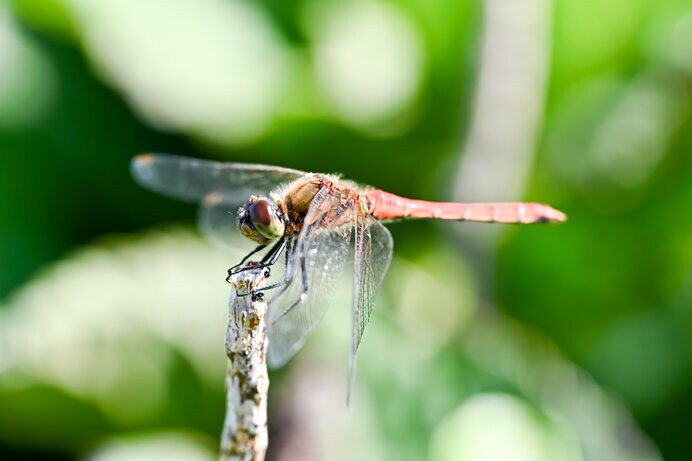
[220,264,271,461]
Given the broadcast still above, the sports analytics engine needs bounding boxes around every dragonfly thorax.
[238,196,286,245]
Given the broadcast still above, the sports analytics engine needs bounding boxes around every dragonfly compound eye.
[240,197,286,243]
[248,199,272,227]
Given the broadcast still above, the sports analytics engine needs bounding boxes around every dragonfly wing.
[266,186,354,368]
[132,153,306,249]
[131,153,306,202]
[197,192,250,250]
[350,213,393,392]
[352,214,393,352]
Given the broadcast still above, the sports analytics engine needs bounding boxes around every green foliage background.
[0,0,691,460]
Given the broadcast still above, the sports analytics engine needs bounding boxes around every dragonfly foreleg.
[260,238,288,266]
[232,238,291,296]
[250,238,294,294]
[227,244,267,281]
[227,238,289,282]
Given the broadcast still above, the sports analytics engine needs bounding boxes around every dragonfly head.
[238,196,286,245]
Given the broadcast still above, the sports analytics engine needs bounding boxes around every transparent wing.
[197,192,247,249]
[131,153,305,202]
[348,212,393,399]
[131,153,306,249]
[266,186,355,368]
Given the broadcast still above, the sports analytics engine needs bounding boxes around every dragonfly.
[132,153,566,377]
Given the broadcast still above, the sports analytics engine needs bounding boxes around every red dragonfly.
[132,153,565,372]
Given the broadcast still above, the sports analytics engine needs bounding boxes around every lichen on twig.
[220,264,271,461]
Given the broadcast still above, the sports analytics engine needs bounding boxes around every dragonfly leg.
[248,239,293,294]
[268,250,309,326]
[227,238,289,282]
[226,244,267,281]
[261,238,288,266]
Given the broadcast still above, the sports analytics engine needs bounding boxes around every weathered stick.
[220,264,271,461]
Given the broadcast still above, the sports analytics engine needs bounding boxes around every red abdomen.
[366,190,566,224]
